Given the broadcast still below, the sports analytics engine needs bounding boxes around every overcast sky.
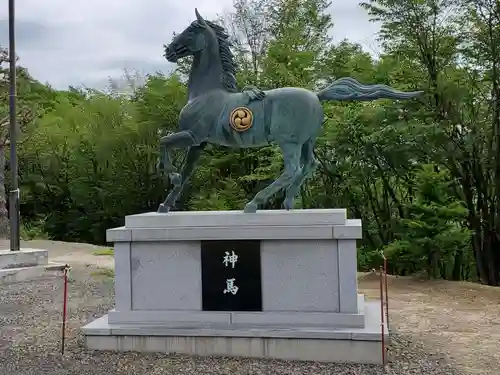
[0,0,381,90]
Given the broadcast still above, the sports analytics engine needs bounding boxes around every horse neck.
[187,42,224,101]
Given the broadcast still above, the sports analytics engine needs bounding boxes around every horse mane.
[204,20,238,93]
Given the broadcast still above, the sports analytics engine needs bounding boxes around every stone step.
[0,248,49,269]
[0,262,66,284]
[83,301,389,364]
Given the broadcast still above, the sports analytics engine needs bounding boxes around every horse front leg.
[157,131,199,213]
[158,144,181,189]
[158,143,206,213]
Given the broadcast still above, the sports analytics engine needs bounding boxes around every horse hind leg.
[244,142,301,213]
[283,138,319,210]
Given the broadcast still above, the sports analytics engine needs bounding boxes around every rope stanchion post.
[61,264,70,355]
[383,255,390,331]
[379,265,386,367]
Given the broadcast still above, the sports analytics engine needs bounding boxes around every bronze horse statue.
[157,9,423,213]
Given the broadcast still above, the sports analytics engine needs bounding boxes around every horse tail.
[316,77,423,102]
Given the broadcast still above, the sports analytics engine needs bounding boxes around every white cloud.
[0,0,380,89]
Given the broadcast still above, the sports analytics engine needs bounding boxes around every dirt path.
[359,273,500,375]
[0,239,115,269]
[3,240,499,374]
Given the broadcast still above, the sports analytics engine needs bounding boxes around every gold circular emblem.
[229,107,253,132]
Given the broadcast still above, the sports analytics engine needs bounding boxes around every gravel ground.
[0,265,466,375]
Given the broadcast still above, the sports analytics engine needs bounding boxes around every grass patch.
[92,248,114,256]
[91,268,115,278]
[20,218,51,240]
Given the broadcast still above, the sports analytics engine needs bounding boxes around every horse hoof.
[244,203,258,213]
[283,199,294,210]
[157,204,170,213]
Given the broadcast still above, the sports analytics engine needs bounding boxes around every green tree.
[458,0,500,285]
[0,46,56,238]
[361,0,500,285]
[6,0,498,285]
[384,164,472,279]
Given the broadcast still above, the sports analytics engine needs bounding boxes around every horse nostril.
[164,46,177,62]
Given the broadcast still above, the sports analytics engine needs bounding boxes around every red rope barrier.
[61,264,70,355]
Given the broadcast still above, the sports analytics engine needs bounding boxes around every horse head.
[164,9,215,62]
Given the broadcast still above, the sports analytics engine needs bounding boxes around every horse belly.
[212,94,269,148]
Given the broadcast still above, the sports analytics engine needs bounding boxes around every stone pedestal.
[82,209,387,364]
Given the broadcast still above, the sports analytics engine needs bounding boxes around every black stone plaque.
[201,240,262,311]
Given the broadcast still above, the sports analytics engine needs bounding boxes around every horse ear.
[195,8,207,26]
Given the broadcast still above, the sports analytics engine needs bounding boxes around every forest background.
[1,0,499,285]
